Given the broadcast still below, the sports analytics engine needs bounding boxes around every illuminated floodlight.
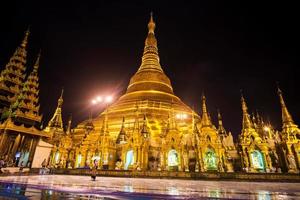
[96,96,103,102]
[105,95,113,103]
[91,99,97,105]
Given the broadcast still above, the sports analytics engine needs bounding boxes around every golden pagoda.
[48,13,240,173]
[45,90,74,168]
[277,87,300,173]
[44,89,64,138]
[0,29,30,119]
[238,94,274,172]
[49,14,299,174]
[0,50,48,167]
[65,14,205,171]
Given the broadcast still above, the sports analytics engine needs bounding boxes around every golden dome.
[77,14,197,140]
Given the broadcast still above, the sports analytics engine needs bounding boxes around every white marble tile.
[0,175,299,199]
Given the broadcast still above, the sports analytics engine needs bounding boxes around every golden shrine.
[0,29,48,167]
[48,14,244,172]
[0,14,299,174]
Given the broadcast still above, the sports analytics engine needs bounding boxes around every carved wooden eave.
[0,118,49,137]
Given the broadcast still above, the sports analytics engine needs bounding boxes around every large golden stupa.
[47,14,299,174]
[69,14,201,170]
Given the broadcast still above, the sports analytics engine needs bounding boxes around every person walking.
[90,159,98,181]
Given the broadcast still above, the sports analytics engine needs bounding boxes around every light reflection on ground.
[0,175,299,199]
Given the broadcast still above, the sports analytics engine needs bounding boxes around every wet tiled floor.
[0,175,299,199]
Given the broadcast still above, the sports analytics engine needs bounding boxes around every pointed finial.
[217,109,222,121]
[57,88,64,107]
[240,93,253,130]
[21,27,30,48]
[60,88,64,98]
[201,93,212,126]
[276,85,295,127]
[33,50,41,71]
[148,12,156,34]
[202,93,207,113]
[66,114,72,134]
[240,91,247,112]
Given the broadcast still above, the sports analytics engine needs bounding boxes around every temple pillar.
[0,132,8,155]
[28,138,38,167]
[10,134,21,159]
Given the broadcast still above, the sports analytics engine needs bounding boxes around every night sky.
[0,1,299,138]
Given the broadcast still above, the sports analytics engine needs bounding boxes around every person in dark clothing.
[90,159,98,181]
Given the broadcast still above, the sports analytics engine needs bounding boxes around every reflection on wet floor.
[0,175,299,199]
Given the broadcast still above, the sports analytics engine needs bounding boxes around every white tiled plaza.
[0,175,300,199]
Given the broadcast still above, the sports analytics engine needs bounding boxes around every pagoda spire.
[241,94,253,130]
[217,110,226,135]
[116,117,127,144]
[0,29,30,118]
[138,12,163,72]
[125,13,174,95]
[10,53,42,126]
[201,94,212,127]
[46,88,64,131]
[21,28,30,48]
[66,114,72,135]
[277,87,295,129]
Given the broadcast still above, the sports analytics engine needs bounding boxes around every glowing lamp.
[105,96,113,103]
[96,96,103,102]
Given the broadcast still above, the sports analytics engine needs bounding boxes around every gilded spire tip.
[21,27,30,48]
[148,12,155,34]
[60,88,64,98]
[33,51,41,71]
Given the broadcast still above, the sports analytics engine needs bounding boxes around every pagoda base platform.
[27,168,300,182]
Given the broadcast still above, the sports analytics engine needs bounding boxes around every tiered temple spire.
[66,114,72,135]
[277,87,296,129]
[126,13,174,95]
[116,117,127,144]
[138,12,162,72]
[241,94,254,130]
[201,94,212,127]
[46,89,64,131]
[0,29,30,118]
[10,52,42,126]
[217,110,226,135]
